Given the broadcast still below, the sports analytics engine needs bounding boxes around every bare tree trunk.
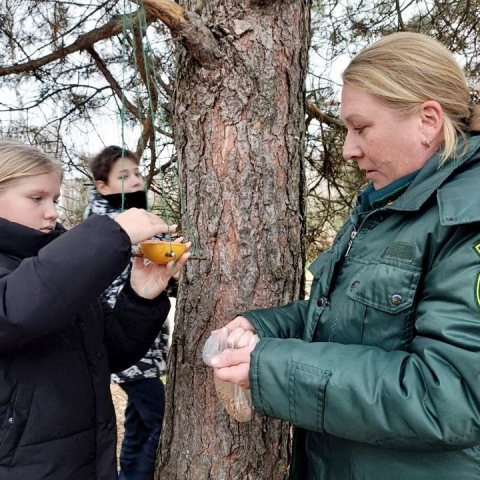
[158,1,310,478]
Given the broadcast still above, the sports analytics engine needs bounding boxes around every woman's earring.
[425,139,431,148]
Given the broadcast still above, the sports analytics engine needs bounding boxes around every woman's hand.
[130,239,190,299]
[209,318,259,389]
[211,345,254,389]
[212,316,257,349]
[114,208,177,245]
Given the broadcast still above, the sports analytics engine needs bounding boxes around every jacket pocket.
[346,262,421,313]
[0,383,34,466]
[289,361,331,432]
[345,261,421,350]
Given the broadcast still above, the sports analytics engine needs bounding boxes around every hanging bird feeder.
[139,240,188,264]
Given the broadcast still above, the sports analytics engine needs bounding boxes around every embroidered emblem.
[473,244,480,309]
[474,244,480,309]
[476,273,480,310]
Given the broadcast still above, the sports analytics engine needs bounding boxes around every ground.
[111,384,127,459]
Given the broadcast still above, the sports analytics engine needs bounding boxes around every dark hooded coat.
[0,214,170,480]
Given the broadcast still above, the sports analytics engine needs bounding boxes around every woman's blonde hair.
[0,140,63,194]
[342,31,480,162]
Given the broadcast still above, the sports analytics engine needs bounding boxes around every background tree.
[157,0,310,476]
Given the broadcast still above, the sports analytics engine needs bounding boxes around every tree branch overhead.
[130,0,224,69]
[0,0,222,79]
[0,16,132,77]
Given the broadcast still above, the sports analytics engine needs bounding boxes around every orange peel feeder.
[139,240,187,264]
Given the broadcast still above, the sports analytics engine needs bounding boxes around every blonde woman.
[211,32,480,480]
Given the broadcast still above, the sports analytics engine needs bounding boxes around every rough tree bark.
[158,0,311,478]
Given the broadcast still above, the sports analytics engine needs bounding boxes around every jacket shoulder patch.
[475,272,480,310]
[473,244,480,310]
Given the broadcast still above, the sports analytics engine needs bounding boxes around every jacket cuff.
[241,310,269,338]
[249,338,270,416]
[122,281,169,307]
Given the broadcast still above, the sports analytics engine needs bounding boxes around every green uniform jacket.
[244,134,480,480]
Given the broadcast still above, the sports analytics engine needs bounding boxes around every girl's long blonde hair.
[0,140,63,194]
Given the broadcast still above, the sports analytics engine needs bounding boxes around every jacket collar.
[86,188,147,215]
[0,218,64,261]
[389,134,480,212]
[359,169,419,213]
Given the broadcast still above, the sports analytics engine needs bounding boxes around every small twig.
[132,253,207,260]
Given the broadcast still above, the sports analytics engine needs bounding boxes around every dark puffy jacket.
[0,214,170,480]
[245,134,480,479]
[84,189,170,383]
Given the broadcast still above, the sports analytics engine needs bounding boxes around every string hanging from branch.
[116,0,200,260]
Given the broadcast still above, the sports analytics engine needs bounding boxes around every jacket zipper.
[344,229,357,257]
[344,205,391,258]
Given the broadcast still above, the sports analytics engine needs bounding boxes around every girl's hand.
[130,240,190,299]
[115,209,177,245]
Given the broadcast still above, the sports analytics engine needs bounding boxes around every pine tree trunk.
[157,1,310,478]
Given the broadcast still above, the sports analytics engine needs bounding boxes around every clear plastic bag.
[203,327,259,422]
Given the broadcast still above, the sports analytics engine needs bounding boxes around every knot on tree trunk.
[174,12,224,69]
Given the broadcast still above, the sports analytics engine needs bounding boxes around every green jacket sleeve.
[249,226,480,451]
[242,300,309,339]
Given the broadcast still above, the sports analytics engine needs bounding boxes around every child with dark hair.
[85,145,175,480]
